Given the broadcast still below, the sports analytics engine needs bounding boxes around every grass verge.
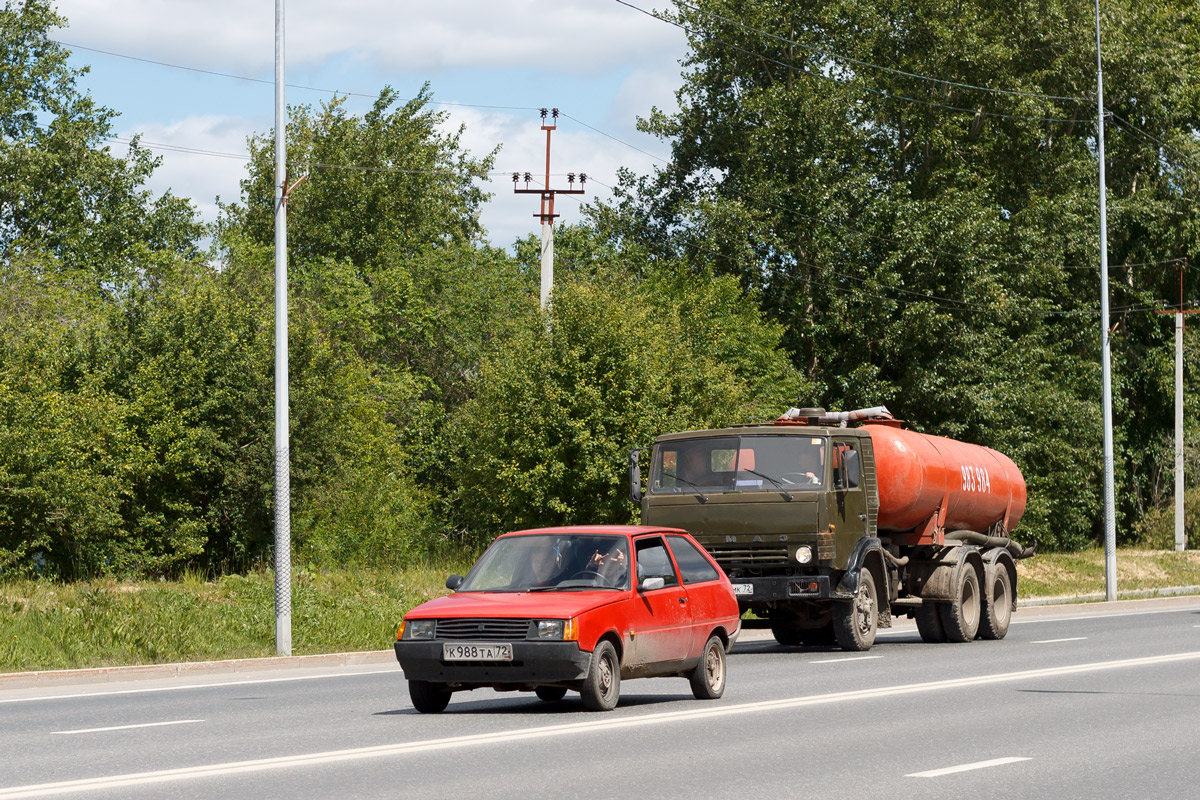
[3,549,1199,673]
[0,563,463,673]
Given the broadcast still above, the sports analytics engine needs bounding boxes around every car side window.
[634,537,679,588]
[666,536,721,585]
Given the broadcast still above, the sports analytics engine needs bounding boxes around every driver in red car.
[530,541,562,587]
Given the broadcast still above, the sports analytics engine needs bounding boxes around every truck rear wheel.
[938,564,981,643]
[833,569,878,651]
[915,602,947,643]
[979,566,1013,640]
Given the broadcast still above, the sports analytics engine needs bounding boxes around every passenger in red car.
[587,543,627,587]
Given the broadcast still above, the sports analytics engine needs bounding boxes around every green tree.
[447,230,802,545]
[600,0,1200,549]
[0,0,201,288]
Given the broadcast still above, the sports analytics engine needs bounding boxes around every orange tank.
[862,423,1026,536]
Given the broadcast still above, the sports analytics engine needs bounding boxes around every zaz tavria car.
[394,525,740,712]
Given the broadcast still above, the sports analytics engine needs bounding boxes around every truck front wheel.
[833,569,878,651]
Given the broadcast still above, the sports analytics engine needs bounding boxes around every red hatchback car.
[394,525,741,712]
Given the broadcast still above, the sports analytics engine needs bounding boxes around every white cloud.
[117,116,260,223]
[54,0,685,76]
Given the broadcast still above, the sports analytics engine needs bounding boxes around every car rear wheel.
[689,635,727,700]
[408,680,452,714]
[580,640,620,711]
[534,686,568,702]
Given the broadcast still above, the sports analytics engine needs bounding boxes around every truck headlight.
[795,546,814,564]
[407,620,436,640]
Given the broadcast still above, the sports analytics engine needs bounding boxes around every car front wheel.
[689,635,727,700]
[408,680,452,714]
[580,640,620,711]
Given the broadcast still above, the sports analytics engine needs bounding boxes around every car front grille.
[435,618,532,640]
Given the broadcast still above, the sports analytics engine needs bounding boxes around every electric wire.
[55,39,540,113]
[669,0,1091,103]
[612,0,1093,124]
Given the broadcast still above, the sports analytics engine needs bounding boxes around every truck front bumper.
[731,574,851,604]
[394,640,592,686]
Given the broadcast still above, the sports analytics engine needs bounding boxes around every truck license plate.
[442,642,513,662]
[732,583,754,596]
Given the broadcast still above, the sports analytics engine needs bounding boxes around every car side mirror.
[639,576,665,592]
[628,448,642,503]
[445,574,463,591]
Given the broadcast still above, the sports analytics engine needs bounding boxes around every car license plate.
[442,642,514,662]
[732,583,754,596]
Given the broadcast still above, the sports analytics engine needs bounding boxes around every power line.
[1107,112,1200,172]
[670,0,1091,104]
[55,39,539,113]
[559,113,669,165]
[612,0,1092,124]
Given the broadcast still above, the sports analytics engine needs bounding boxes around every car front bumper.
[394,640,592,685]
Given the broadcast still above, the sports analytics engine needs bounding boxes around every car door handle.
[679,597,687,605]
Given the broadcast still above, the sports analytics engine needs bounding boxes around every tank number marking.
[960,465,992,493]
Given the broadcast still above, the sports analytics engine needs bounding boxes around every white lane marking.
[907,757,1031,778]
[1,650,1198,798]
[1030,637,1088,644]
[0,668,396,705]
[52,720,203,736]
[873,606,1198,637]
[809,655,883,664]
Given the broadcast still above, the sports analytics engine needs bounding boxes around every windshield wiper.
[671,475,709,503]
[743,468,794,501]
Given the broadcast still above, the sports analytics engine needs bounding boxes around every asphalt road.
[2,597,1199,799]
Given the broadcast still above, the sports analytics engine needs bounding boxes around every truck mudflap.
[731,574,851,603]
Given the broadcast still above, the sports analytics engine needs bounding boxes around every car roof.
[503,524,686,537]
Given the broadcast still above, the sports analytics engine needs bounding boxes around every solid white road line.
[0,668,396,706]
[1030,637,1088,644]
[51,720,203,736]
[1,650,1198,798]
[808,656,883,664]
[872,605,1200,636]
[906,757,1031,778]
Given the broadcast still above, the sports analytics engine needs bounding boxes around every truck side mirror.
[445,574,463,591]
[628,448,642,503]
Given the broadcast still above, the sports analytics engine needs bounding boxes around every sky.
[52,0,689,249]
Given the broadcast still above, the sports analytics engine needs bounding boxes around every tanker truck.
[628,406,1035,652]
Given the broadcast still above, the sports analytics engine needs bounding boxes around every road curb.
[1019,585,1200,607]
[0,649,396,690]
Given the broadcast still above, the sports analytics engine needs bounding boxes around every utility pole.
[514,108,586,309]
[1095,0,1118,601]
[1156,260,1196,552]
[273,0,292,655]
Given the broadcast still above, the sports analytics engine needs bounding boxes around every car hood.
[405,590,624,620]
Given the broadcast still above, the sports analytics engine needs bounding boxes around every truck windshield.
[458,534,630,592]
[650,435,826,494]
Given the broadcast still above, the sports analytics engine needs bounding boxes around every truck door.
[625,536,692,671]
[827,439,868,568]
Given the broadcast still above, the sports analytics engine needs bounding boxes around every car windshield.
[458,534,631,592]
[650,435,827,494]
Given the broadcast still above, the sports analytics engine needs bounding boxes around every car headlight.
[795,546,814,564]
[536,619,578,641]
[407,619,436,640]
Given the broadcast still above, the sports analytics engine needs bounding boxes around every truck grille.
[435,619,532,640]
[706,544,790,568]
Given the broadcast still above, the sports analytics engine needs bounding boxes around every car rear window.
[667,536,721,584]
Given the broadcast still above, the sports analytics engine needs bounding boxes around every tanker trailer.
[631,406,1035,652]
